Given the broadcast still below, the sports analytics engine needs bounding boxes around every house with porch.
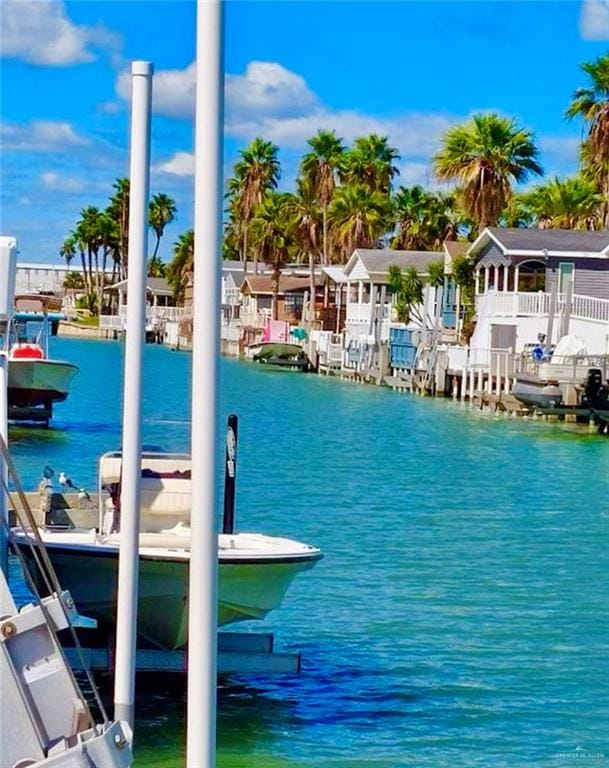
[100,276,183,336]
[239,275,315,328]
[468,227,609,355]
[342,248,444,342]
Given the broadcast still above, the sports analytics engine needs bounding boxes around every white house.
[342,248,444,342]
[468,228,609,355]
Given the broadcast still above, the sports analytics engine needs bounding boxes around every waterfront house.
[100,277,183,337]
[468,227,609,354]
[240,275,315,328]
[342,248,444,342]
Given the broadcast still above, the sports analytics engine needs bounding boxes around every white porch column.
[514,265,520,293]
[483,266,490,294]
[358,281,363,304]
[502,264,508,291]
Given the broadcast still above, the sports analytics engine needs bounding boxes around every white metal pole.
[187,1,224,765]
[0,236,16,577]
[113,60,153,730]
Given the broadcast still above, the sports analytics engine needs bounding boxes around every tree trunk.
[272,272,279,321]
[243,227,249,274]
[79,250,89,294]
[309,251,316,326]
[152,232,161,260]
[322,205,328,266]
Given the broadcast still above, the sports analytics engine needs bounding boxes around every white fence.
[100,305,186,332]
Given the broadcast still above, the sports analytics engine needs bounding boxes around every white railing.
[571,294,609,323]
[480,291,609,324]
[346,302,392,324]
[240,309,270,329]
[100,305,186,332]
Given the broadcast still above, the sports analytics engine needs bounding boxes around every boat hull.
[250,342,310,372]
[15,539,319,650]
[8,360,79,407]
[512,376,563,409]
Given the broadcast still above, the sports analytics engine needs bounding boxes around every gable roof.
[470,227,609,258]
[344,248,443,281]
[241,275,316,295]
[105,276,173,295]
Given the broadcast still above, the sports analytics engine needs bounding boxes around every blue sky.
[1,0,608,264]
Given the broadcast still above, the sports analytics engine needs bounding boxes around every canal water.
[8,337,609,767]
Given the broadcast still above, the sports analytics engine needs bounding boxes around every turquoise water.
[9,338,609,767]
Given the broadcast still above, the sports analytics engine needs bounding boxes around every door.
[558,262,575,294]
[491,324,517,351]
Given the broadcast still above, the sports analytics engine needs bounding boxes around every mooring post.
[222,414,238,535]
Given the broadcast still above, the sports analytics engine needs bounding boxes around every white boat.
[8,306,78,411]
[12,451,322,650]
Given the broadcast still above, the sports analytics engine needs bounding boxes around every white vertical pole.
[187,1,224,766]
[113,60,153,730]
[0,236,16,577]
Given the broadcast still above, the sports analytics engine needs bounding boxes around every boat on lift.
[7,296,78,421]
[12,450,322,651]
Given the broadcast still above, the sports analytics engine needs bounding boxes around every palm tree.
[341,134,400,195]
[107,178,130,278]
[299,130,345,265]
[391,186,460,250]
[230,138,281,272]
[328,184,390,259]
[59,234,76,269]
[286,181,323,323]
[167,230,194,303]
[250,192,292,319]
[388,265,424,324]
[519,176,602,230]
[147,254,166,278]
[566,53,609,227]
[148,193,177,259]
[434,113,543,231]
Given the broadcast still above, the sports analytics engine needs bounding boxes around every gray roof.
[352,248,444,275]
[485,227,609,254]
[105,276,173,295]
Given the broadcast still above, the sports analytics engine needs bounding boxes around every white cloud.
[0,0,120,66]
[580,0,609,39]
[117,63,196,119]
[40,171,85,193]
[1,120,89,151]
[154,151,195,177]
[226,61,318,122]
[117,60,317,122]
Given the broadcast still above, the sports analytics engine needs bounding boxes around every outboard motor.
[582,368,603,406]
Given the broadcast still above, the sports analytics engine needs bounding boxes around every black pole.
[222,414,238,534]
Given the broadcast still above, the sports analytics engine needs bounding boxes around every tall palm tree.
[250,192,292,319]
[341,134,400,195]
[147,254,166,277]
[230,138,280,272]
[328,184,390,259]
[167,230,194,303]
[107,178,130,278]
[148,193,177,259]
[434,113,543,231]
[519,176,602,230]
[299,130,345,265]
[566,53,609,227]
[286,181,323,322]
